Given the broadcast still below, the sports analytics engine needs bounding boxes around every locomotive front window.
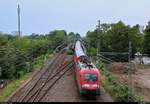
[84,74,97,82]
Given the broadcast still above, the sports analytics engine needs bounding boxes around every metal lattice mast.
[17,4,21,37]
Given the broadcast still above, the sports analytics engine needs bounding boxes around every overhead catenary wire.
[100,52,129,56]
[97,54,115,63]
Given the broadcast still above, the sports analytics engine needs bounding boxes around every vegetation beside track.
[97,63,143,102]
[0,30,68,79]
[0,29,76,101]
[0,53,52,101]
[85,21,150,62]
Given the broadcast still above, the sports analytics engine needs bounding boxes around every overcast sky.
[0,0,150,36]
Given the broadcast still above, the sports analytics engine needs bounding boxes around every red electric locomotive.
[74,40,101,95]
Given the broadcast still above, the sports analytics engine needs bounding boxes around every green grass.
[33,53,53,69]
[0,73,31,101]
[66,49,74,55]
[0,53,52,101]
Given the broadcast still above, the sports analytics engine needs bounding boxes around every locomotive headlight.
[82,84,90,87]
[92,84,99,88]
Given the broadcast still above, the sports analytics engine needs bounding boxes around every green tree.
[144,21,150,56]
[46,30,67,50]
[85,21,144,61]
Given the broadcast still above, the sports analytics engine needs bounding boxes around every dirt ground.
[106,63,150,101]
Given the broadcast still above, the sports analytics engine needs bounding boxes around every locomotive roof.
[78,61,97,70]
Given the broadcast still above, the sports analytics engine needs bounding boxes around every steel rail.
[17,51,64,102]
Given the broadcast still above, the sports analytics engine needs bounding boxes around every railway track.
[8,49,73,102]
[33,61,73,102]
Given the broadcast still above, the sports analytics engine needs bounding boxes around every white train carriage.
[75,41,86,58]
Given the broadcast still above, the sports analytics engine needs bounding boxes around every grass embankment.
[0,53,52,101]
[97,63,143,102]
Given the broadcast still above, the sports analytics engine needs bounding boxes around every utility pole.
[29,37,33,72]
[17,4,21,37]
[128,41,133,101]
[96,20,101,63]
[0,67,1,77]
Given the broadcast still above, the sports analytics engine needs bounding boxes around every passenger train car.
[73,40,101,95]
